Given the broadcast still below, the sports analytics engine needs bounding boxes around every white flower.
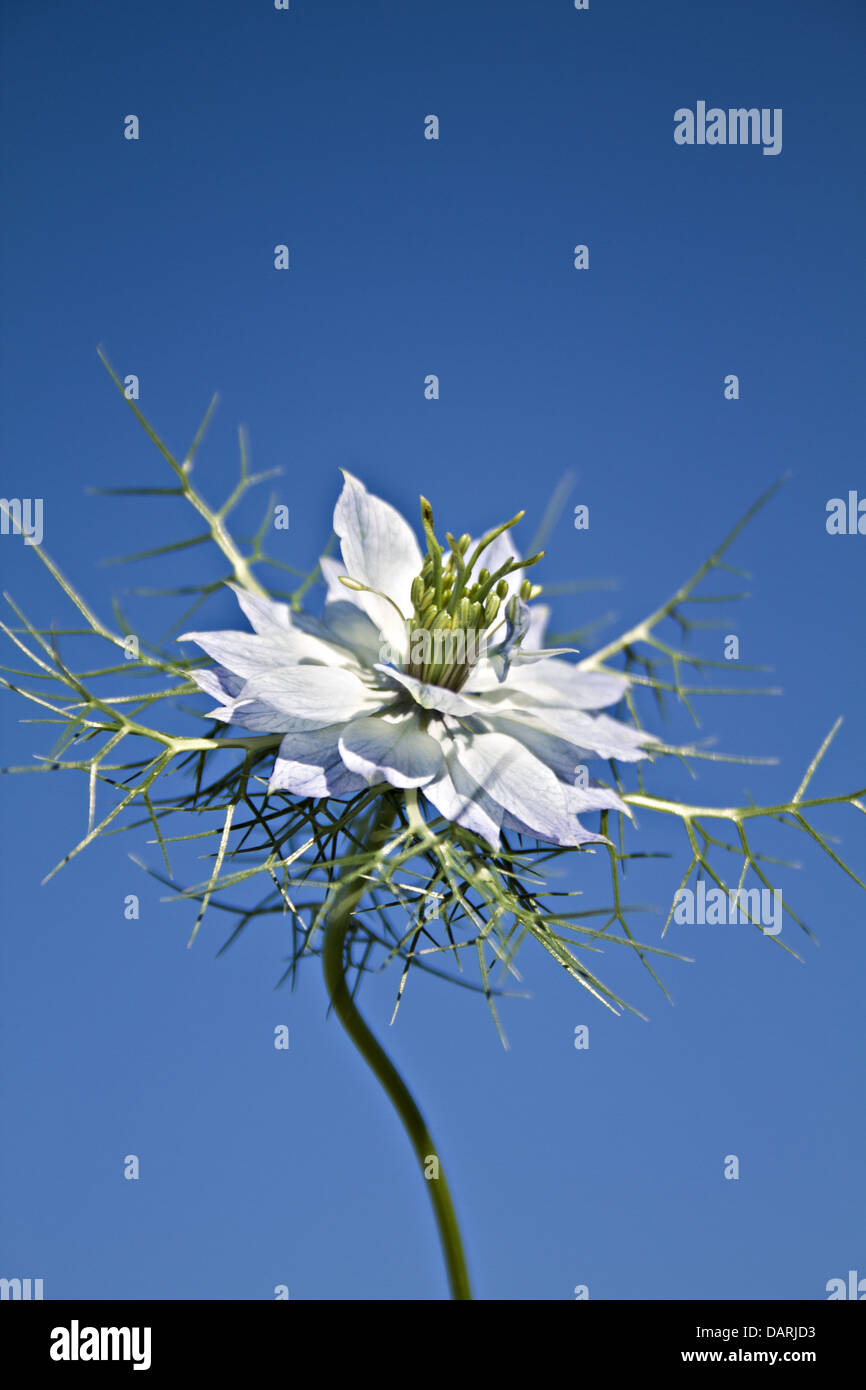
[180,472,653,851]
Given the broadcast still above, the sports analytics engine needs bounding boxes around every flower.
[180,472,653,851]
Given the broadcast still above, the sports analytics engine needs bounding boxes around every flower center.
[404,498,543,690]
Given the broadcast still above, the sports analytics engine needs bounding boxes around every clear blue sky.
[1,0,863,1300]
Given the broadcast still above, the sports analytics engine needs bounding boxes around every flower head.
[180,472,653,850]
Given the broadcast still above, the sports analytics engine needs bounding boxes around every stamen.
[407,498,543,688]
[339,575,408,625]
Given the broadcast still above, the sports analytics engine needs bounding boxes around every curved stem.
[321,794,472,1300]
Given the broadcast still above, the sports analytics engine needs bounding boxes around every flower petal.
[451,728,606,846]
[523,602,550,649]
[485,713,630,814]
[338,713,443,788]
[374,664,486,717]
[239,665,388,727]
[318,554,355,605]
[179,624,355,676]
[498,803,607,847]
[187,665,244,702]
[268,725,367,798]
[422,729,504,849]
[324,606,386,666]
[515,705,650,762]
[186,667,305,733]
[226,584,293,635]
[333,471,421,656]
[461,640,580,693]
[504,659,629,710]
[560,781,631,817]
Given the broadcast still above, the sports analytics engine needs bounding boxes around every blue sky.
[1,0,864,1300]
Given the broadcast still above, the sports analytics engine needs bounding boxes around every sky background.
[1,0,864,1301]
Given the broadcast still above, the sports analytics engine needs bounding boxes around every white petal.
[504,659,629,710]
[227,582,360,655]
[460,657,508,693]
[374,664,486,717]
[323,602,386,665]
[338,713,443,788]
[187,665,244,702]
[186,667,305,733]
[452,729,605,846]
[226,584,293,634]
[318,554,353,604]
[517,705,650,762]
[268,725,367,798]
[240,665,387,727]
[333,471,421,656]
[498,803,607,847]
[485,713,629,813]
[524,602,550,649]
[180,630,286,677]
[317,556,387,661]
[210,694,315,733]
[179,625,354,676]
[461,642,580,693]
[561,781,631,817]
[422,731,504,849]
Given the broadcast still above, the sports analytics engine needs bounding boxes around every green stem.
[321,793,473,1300]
